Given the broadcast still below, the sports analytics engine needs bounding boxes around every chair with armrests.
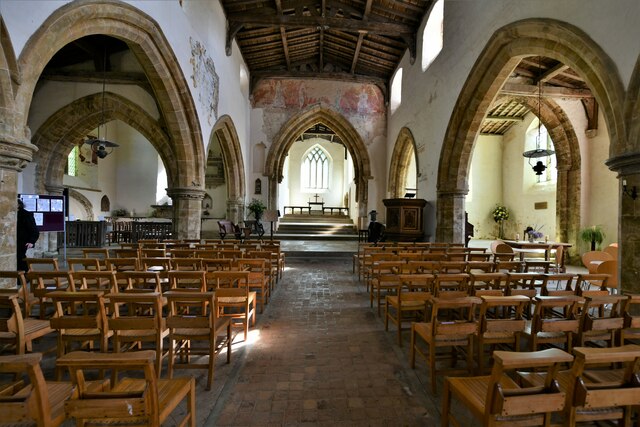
[442,348,574,427]
[581,250,614,273]
[518,345,640,426]
[0,290,54,354]
[384,273,433,346]
[410,296,481,393]
[107,292,168,377]
[165,291,232,390]
[57,350,196,427]
[0,352,74,427]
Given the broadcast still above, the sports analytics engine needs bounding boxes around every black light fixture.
[622,179,638,200]
[523,56,554,175]
[85,44,118,159]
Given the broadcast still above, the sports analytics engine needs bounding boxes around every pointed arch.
[67,189,94,220]
[437,18,625,243]
[265,105,371,215]
[32,92,173,193]
[388,127,418,198]
[15,0,204,187]
[210,115,246,222]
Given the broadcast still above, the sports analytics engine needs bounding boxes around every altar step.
[274,213,358,240]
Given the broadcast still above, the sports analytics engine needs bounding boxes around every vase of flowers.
[247,198,266,222]
[492,204,509,239]
[525,226,544,242]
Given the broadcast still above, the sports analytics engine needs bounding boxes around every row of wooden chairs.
[0,350,196,426]
[442,345,640,426]
[407,292,640,394]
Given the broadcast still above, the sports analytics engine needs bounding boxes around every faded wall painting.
[190,37,219,125]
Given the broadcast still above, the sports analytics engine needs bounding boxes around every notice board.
[19,194,65,232]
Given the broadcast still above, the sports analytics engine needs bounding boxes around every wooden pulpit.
[383,198,427,241]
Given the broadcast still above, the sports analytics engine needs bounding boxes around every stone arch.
[67,189,94,220]
[437,18,625,243]
[32,92,174,193]
[388,127,418,198]
[495,95,582,244]
[265,105,372,216]
[15,0,204,189]
[210,115,245,223]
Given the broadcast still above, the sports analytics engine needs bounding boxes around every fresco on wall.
[190,38,219,125]
[252,79,386,144]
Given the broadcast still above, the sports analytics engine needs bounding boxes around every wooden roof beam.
[275,0,292,70]
[539,63,570,84]
[501,82,593,99]
[351,0,372,74]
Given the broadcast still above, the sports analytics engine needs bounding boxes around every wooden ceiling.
[221,0,435,96]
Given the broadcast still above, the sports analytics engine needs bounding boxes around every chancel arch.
[388,127,418,198]
[265,105,372,219]
[437,18,625,246]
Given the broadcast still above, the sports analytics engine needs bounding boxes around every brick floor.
[204,256,439,426]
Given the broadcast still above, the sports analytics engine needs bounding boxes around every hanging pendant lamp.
[522,56,554,175]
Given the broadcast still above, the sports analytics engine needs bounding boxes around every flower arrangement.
[247,198,266,220]
[492,205,509,222]
[525,225,544,240]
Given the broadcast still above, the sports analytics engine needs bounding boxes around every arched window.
[421,0,444,72]
[301,145,330,190]
[526,118,557,184]
[67,146,78,177]
[390,68,403,113]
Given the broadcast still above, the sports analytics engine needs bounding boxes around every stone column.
[0,136,38,287]
[166,187,205,240]
[605,153,640,293]
[436,189,466,243]
[227,198,244,224]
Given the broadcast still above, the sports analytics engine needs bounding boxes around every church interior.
[1,0,640,425]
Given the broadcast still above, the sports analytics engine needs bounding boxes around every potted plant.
[579,225,605,251]
[247,198,266,221]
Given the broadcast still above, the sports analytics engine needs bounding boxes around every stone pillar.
[436,189,466,243]
[227,198,244,224]
[43,183,64,256]
[605,153,640,293]
[0,136,38,287]
[166,187,205,240]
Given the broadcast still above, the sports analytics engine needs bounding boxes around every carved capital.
[0,138,38,171]
[166,187,206,200]
[605,152,640,175]
[44,184,65,195]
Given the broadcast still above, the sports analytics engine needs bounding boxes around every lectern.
[383,198,427,241]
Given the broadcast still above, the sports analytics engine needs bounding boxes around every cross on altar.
[313,194,321,203]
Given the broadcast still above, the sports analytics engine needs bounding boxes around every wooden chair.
[495,260,523,273]
[140,248,166,258]
[122,270,164,293]
[201,257,234,272]
[0,352,73,427]
[169,257,203,271]
[603,244,618,260]
[491,242,516,262]
[433,273,470,298]
[370,260,404,314]
[0,291,54,354]
[575,273,610,296]
[67,258,101,272]
[621,293,640,345]
[165,291,232,390]
[48,290,111,380]
[167,270,206,292]
[73,270,119,293]
[410,296,481,393]
[237,258,270,313]
[113,248,141,259]
[522,295,582,352]
[581,250,613,273]
[384,273,433,346]
[540,273,577,296]
[57,350,195,426]
[107,292,168,377]
[208,270,256,341]
[518,345,640,426]
[442,348,574,426]
[246,250,279,289]
[475,295,529,374]
[576,294,627,347]
[26,271,74,319]
[81,248,110,271]
[0,270,37,318]
[595,259,619,289]
[468,272,507,296]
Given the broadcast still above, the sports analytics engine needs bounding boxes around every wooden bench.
[57,350,195,427]
[283,206,310,215]
[322,206,349,215]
